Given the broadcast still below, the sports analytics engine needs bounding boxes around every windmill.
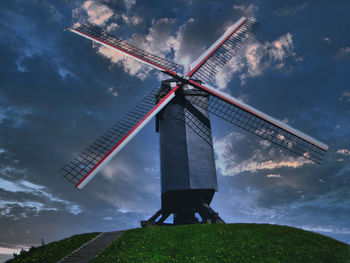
[60,17,328,226]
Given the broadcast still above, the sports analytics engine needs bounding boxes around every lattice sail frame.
[71,22,183,75]
[187,17,258,83]
[60,85,179,189]
[185,85,327,163]
[62,16,328,188]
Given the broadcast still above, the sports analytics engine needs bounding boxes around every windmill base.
[141,190,225,227]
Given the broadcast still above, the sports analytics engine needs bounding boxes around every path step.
[58,230,124,263]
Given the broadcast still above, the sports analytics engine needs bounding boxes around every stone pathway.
[57,230,124,263]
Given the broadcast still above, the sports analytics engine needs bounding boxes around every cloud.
[102,159,134,182]
[145,18,178,56]
[118,208,128,214]
[215,57,244,90]
[68,204,82,215]
[233,4,258,17]
[336,149,350,156]
[76,10,282,87]
[0,166,26,179]
[226,157,310,175]
[107,86,118,97]
[82,0,113,26]
[214,132,312,176]
[121,13,142,26]
[0,244,30,256]
[339,91,350,102]
[0,178,82,217]
[267,174,281,178]
[106,22,119,32]
[215,33,298,88]
[123,0,136,10]
[0,105,32,129]
[322,37,331,44]
[93,17,179,80]
[143,14,298,90]
[334,46,350,60]
[170,17,196,71]
[244,43,264,76]
[0,178,30,193]
[292,187,350,212]
[96,43,151,80]
[274,3,308,16]
[0,200,58,219]
[91,155,160,214]
[215,32,295,89]
[0,178,65,204]
[259,140,271,148]
[302,225,350,235]
[269,33,294,60]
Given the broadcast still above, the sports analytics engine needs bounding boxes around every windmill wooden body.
[60,17,328,225]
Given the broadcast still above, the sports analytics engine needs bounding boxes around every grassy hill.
[6,224,350,263]
[91,224,350,263]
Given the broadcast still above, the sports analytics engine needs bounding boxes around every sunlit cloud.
[215,32,298,88]
[82,0,113,26]
[94,17,179,80]
[336,149,350,156]
[214,132,312,176]
[226,158,310,175]
[96,43,151,80]
[266,174,281,178]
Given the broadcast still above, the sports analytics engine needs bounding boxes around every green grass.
[6,232,100,263]
[91,224,350,263]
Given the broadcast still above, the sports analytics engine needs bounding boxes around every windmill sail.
[188,80,328,163]
[62,15,328,226]
[64,16,328,191]
[60,84,179,189]
[71,22,183,76]
[187,17,258,83]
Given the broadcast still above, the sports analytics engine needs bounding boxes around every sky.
[0,0,349,261]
